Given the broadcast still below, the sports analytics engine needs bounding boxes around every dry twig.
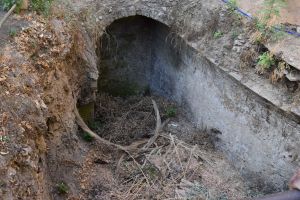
[0,4,16,29]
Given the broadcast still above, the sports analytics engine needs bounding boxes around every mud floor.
[58,93,263,200]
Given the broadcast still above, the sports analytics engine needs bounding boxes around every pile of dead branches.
[93,94,160,145]
[75,95,248,200]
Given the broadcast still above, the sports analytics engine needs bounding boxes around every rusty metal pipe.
[254,190,300,200]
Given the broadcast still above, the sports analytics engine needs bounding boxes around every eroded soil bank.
[0,15,93,199]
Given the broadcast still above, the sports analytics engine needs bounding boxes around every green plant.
[213,31,223,39]
[261,0,286,22]
[0,135,9,142]
[257,52,275,72]
[57,182,69,194]
[30,0,53,15]
[1,0,53,15]
[166,107,177,118]
[253,0,287,42]
[82,132,94,142]
[254,19,285,41]
[226,0,238,12]
[9,28,17,37]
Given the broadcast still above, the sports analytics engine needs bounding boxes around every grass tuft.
[166,107,177,118]
[213,31,223,39]
[57,182,69,194]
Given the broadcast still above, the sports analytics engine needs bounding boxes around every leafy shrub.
[257,52,275,73]
[31,0,53,15]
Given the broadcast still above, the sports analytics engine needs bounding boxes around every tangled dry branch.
[74,99,167,155]
[75,95,249,199]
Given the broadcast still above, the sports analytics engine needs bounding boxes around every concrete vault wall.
[95,15,300,192]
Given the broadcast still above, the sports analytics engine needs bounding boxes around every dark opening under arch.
[97,15,182,98]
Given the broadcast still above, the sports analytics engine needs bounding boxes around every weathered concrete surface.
[266,36,300,72]
[95,13,300,192]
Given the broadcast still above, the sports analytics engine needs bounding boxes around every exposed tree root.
[75,106,140,154]
[74,99,166,154]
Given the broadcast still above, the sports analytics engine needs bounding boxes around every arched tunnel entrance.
[97,15,179,98]
[81,15,300,197]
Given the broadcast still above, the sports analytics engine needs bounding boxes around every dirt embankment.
[0,14,93,199]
